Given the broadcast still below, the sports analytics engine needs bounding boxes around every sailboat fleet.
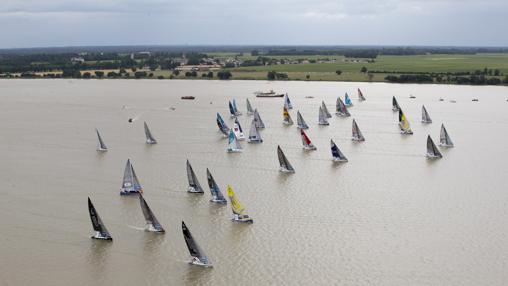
[88,88,457,268]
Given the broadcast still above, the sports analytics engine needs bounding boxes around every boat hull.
[120,189,142,195]
[279,167,295,173]
[187,186,204,194]
[332,158,348,163]
[91,232,113,241]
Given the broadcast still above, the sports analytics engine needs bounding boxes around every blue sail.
[331,144,340,158]
[233,99,239,113]
[216,113,229,135]
[228,101,235,116]
[345,93,352,106]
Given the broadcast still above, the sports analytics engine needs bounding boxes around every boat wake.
[126,225,146,231]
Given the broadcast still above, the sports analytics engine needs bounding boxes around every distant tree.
[185,71,192,77]
[149,65,158,71]
[131,67,137,72]
[494,69,500,76]
[124,72,130,78]
[217,70,232,80]
[82,72,92,79]
[251,50,259,56]
[207,71,214,78]
[157,75,164,79]
[504,75,508,84]
[190,71,197,77]
[367,72,374,81]
[119,68,126,74]
[62,68,81,78]
[335,70,342,75]
[94,71,104,78]
[148,73,154,77]
[172,70,180,76]
[267,71,276,80]
[107,71,118,78]
[360,66,368,73]
[134,71,147,78]
[306,74,310,79]
[202,73,208,78]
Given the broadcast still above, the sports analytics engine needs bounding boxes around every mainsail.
[352,119,365,141]
[233,118,245,140]
[186,160,204,193]
[330,139,348,162]
[88,197,112,240]
[120,158,143,195]
[284,93,293,109]
[296,110,309,129]
[246,98,254,115]
[344,93,353,106]
[318,106,329,125]
[247,119,263,143]
[228,100,236,117]
[144,122,157,144]
[139,194,165,232]
[336,97,351,117]
[232,99,241,115]
[398,109,413,134]
[283,106,294,125]
[421,105,432,123]
[216,113,229,136]
[227,185,253,223]
[206,168,227,204]
[95,128,108,151]
[358,88,366,101]
[227,129,243,152]
[322,101,332,118]
[427,135,443,158]
[300,129,317,150]
[440,124,454,147]
[277,145,295,173]
[253,109,265,129]
[392,96,401,111]
[182,221,212,267]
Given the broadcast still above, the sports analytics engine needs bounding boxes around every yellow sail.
[283,107,290,120]
[227,185,245,215]
[399,112,411,132]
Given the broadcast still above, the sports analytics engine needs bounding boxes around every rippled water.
[1,79,508,286]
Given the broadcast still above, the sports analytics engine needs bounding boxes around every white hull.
[234,133,245,140]
[232,214,254,224]
[426,154,442,159]
[210,198,227,204]
[332,158,348,163]
[439,143,454,148]
[297,125,308,129]
[96,148,107,152]
[91,231,112,240]
[335,112,350,117]
[422,120,432,124]
[351,137,364,142]
[283,121,293,125]
[303,145,317,150]
[247,138,263,143]
[279,167,295,173]
[145,224,165,233]
[227,148,242,153]
[400,130,413,135]
[187,186,204,193]
[146,139,157,144]
[318,122,329,126]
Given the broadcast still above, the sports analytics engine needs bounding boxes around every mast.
[246,98,254,115]
[427,135,443,158]
[422,105,432,123]
[228,101,236,117]
[121,159,143,195]
[283,106,294,125]
[300,129,317,150]
[247,119,263,143]
[216,113,229,136]
[358,88,366,101]
[95,128,108,151]
[322,101,332,118]
[392,96,400,111]
[318,106,329,125]
[186,160,204,193]
[330,139,348,162]
[253,109,265,129]
[296,110,309,129]
[352,119,365,141]
[277,145,295,172]
[88,197,112,240]
[206,168,227,203]
[139,194,164,232]
[144,122,157,144]
[336,97,350,117]
[398,109,413,134]
[284,93,293,109]
[182,221,212,267]
[440,124,454,147]
[227,129,243,152]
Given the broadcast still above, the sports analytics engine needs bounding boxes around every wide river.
[0,79,507,286]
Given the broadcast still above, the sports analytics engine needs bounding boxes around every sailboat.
[246,98,254,115]
[227,129,243,153]
[426,135,443,159]
[233,118,245,140]
[318,106,329,125]
[439,124,454,147]
[358,88,366,101]
[392,96,401,111]
[95,128,108,152]
[398,109,413,134]
[120,158,143,195]
[206,169,227,204]
[253,109,265,129]
[344,93,353,107]
[300,129,317,150]
[139,194,165,233]
[421,105,432,123]
[227,185,253,223]
[283,106,294,125]
[277,145,295,173]
[330,139,348,162]
[232,99,241,116]
[336,97,351,117]
[187,160,204,193]
[216,113,229,137]
[144,122,157,144]
[322,101,332,118]
[228,101,239,118]
[247,119,263,143]
[182,221,213,267]
[352,119,365,141]
[284,93,293,109]
[88,197,113,240]
[296,110,309,129]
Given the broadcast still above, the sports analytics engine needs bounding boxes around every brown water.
[1,79,508,286]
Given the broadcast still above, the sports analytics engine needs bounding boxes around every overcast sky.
[0,0,507,48]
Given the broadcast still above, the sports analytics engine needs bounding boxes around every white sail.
[253,109,265,129]
[322,101,332,118]
[358,88,366,101]
[95,128,108,152]
[144,122,157,144]
[427,135,443,158]
[233,118,245,140]
[296,110,309,129]
[439,124,454,147]
[227,129,243,152]
[246,98,254,115]
[247,120,263,143]
[284,93,293,109]
[318,106,329,125]
[352,119,365,141]
[421,105,432,123]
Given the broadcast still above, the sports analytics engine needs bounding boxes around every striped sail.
[344,93,353,106]
[398,109,413,134]
[392,96,401,111]
[322,101,332,118]
[144,122,157,144]
[283,106,294,125]
[336,97,351,117]
[284,93,293,109]
[139,194,165,232]
[187,159,204,193]
[330,139,348,162]
[182,221,212,267]
[421,105,432,123]
[296,110,309,129]
[300,129,317,150]
[88,197,112,240]
[277,145,295,173]
[95,128,108,151]
[352,119,365,141]
[253,109,265,129]
[427,135,443,158]
[206,169,227,204]
[247,119,263,143]
[227,129,242,152]
[440,124,454,147]
[318,106,329,125]
[120,159,143,195]
[246,98,254,115]
[216,113,229,136]
[358,88,366,101]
